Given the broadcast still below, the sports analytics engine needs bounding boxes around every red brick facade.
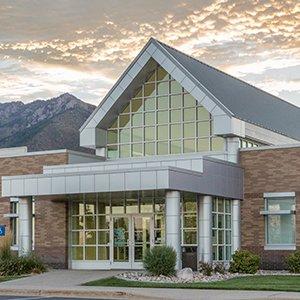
[0,153,69,268]
[240,146,300,269]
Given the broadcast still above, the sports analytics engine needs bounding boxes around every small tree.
[143,246,177,276]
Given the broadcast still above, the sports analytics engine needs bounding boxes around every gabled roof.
[156,40,300,141]
[81,38,300,142]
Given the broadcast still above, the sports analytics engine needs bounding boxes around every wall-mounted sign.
[0,225,6,237]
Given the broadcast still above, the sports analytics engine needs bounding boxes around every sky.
[0,0,299,107]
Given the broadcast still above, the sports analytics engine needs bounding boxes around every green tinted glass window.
[197,121,210,137]
[132,113,143,126]
[170,109,181,122]
[144,97,156,111]
[120,128,130,143]
[183,93,196,107]
[170,124,181,139]
[170,95,181,108]
[184,123,195,138]
[144,83,155,97]
[106,61,216,158]
[145,142,155,156]
[132,128,143,142]
[131,98,143,112]
[107,130,118,144]
[157,67,168,81]
[144,112,155,126]
[197,138,210,151]
[183,139,195,153]
[157,125,168,140]
[157,81,169,95]
[197,106,210,120]
[132,143,143,156]
[157,96,169,109]
[157,110,169,124]
[170,80,182,94]
[170,140,181,154]
[145,126,155,141]
[157,141,168,155]
[119,114,130,127]
[183,108,196,122]
[120,144,130,158]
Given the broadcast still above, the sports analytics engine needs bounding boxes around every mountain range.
[0,93,96,152]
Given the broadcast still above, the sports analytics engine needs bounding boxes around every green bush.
[0,253,46,276]
[143,246,177,276]
[286,251,300,273]
[199,261,213,276]
[213,262,225,274]
[229,250,260,274]
[0,233,13,260]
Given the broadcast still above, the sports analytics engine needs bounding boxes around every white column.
[165,190,181,270]
[18,197,33,256]
[198,195,212,264]
[232,199,241,253]
[226,137,240,163]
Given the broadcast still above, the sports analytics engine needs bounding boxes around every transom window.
[106,62,224,158]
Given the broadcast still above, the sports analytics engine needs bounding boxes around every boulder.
[177,268,194,280]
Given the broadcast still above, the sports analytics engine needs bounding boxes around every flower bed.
[116,270,299,284]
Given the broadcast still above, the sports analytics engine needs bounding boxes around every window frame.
[261,192,296,250]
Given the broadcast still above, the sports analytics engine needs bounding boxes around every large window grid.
[71,191,166,261]
[181,193,197,246]
[212,198,232,261]
[106,63,224,159]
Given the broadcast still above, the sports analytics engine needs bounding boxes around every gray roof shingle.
[156,39,300,141]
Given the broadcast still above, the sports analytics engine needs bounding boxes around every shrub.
[286,251,300,273]
[143,246,176,276]
[0,233,46,276]
[0,253,46,276]
[214,262,225,274]
[0,233,13,260]
[199,261,213,276]
[229,250,260,274]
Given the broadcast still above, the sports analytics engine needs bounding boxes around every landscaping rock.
[177,268,194,281]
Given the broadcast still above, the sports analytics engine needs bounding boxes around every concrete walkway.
[0,270,300,300]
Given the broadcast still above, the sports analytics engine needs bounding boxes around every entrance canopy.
[2,154,243,200]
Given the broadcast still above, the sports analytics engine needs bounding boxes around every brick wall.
[34,198,68,268]
[0,153,69,268]
[240,146,300,269]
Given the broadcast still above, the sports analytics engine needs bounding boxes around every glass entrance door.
[132,216,152,268]
[113,216,130,268]
[112,215,153,269]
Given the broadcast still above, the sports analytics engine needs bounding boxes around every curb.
[0,288,165,300]
[0,288,131,299]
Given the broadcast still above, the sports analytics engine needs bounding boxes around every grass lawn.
[84,275,300,292]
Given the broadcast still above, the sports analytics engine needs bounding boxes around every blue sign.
[0,225,5,237]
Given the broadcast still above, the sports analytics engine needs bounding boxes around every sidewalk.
[0,270,300,300]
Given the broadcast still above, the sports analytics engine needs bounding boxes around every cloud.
[0,0,299,106]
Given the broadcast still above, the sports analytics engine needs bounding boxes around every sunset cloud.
[0,0,299,106]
